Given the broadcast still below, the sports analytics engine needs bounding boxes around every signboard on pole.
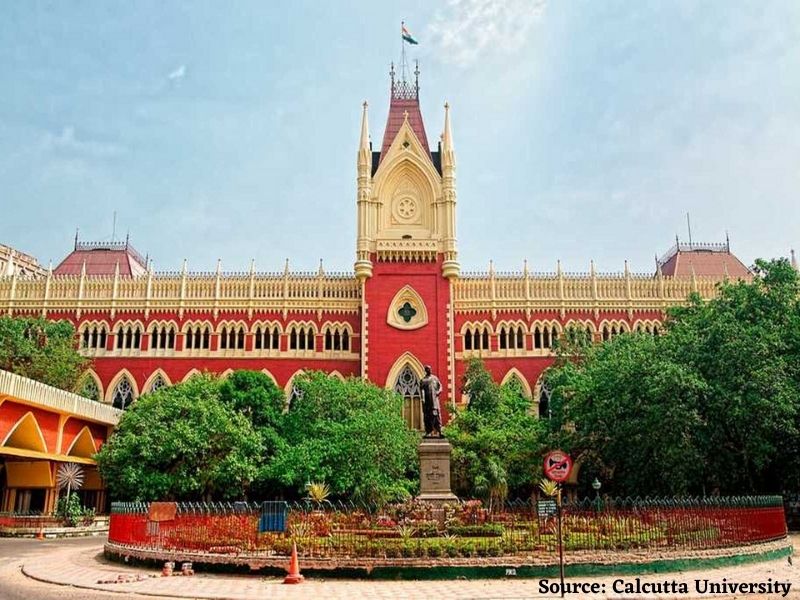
[543,450,573,483]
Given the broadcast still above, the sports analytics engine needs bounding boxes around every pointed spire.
[249,258,256,275]
[523,258,529,277]
[216,258,222,275]
[113,260,120,278]
[283,258,290,276]
[359,101,370,150]
[47,260,53,276]
[791,249,797,271]
[624,260,630,276]
[488,259,495,276]
[556,259,562,276]
[318,258,324,276]
[590,259,596,276]
[181,259,188,275]
[74,228,79,250]
[358,101,372,172]
[80,259,87,277]
[656,254,663,278]
[442,102,453,152]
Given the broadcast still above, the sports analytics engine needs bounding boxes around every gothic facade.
[0,69,753,429]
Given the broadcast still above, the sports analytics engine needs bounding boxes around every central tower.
[355,63,459,281]
[356,64,459,428]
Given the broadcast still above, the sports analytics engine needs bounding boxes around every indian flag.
[402,23,418,45]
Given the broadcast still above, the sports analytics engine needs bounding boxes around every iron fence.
[107,496,787,559]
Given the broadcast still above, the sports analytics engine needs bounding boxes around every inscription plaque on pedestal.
[417,437,458,504]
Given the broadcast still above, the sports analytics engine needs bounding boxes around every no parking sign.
[543,449,573,483]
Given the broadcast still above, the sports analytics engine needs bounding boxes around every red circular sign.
[543,450,573,483]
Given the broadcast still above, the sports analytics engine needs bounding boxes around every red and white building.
[0,68,755,429]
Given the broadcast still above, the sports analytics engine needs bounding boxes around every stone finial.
[216,258,222,275]
[318,258,324,276]
[181,259,188,275]
[249,258,256,275]
[791,249,797,271]
[283,258,290,276]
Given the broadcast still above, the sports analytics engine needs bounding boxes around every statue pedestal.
[417,437,458,505]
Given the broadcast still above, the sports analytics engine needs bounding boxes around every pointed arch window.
[255,325,281,350]
[115,324,142,350]
[79,377,100,402]
[151,324,177,350]
[149,374,168,393]
[289,324,315,351]
[80,324,108,350]
[394,365,423,431]
[323,325,350,352]
[185,324,211,350]
[112,376,135,410]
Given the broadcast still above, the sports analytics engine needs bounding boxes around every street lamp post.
[592,478,602,512]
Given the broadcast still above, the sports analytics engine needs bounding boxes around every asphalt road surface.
[0,536,147,600]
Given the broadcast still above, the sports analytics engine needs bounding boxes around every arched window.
[148,374,167,393]
[255,325,280,350]
[115,324,142,350]
[323,325,350,352]
[394,365,422,430]
[185,324,211,350]
[151,324,176,350]
[481,329,489,350]
[80,324,108,350]
[112,376,135,410]
[499,327,507,350]
[515,326,524,349]
[79,377,100,401]
[533,327,542,349]
[289,324,316,351]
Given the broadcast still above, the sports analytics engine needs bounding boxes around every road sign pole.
[556,487,565,597]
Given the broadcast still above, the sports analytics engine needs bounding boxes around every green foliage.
[265,372,419,504]
[96,374,262,501]
[56,492,94,526]
[545,258,800,496]
[99,370,419,503]
[0,316,88,393]
[445,359,545,505]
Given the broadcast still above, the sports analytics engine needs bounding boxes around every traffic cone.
[36,525,44,541]
[283,542,304,584]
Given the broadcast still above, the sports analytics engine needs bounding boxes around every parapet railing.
[0,369,121,425]
[107,496,787,559]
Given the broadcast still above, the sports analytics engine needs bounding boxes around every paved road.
[1,535,798,599]
[0,536,143,600]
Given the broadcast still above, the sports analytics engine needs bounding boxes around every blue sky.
[1,1,798,274]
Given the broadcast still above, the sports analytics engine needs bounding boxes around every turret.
[355,101,374,280]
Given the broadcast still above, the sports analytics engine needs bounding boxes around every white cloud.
[167,64,186,82]
[427,0,546,67]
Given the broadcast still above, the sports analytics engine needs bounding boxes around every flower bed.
[108,496,788,562]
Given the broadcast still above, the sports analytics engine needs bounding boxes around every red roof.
[54,242,147,277]
[658,243,750,278]
[380,88,430,162]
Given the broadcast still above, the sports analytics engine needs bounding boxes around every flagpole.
[400,21,406,82]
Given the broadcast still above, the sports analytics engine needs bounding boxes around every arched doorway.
[393,365,423,430]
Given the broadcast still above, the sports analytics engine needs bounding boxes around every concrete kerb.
[103,538,793,581]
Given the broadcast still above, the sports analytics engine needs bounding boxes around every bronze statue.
[420,365,442,437]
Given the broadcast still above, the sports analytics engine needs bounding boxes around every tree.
[265,371,419,505]
[218,370,288,497]
[446,359,545,506]
[665,259,800,493]
[0,316,88,393]
[96,374,262,501]
[544,333,707,496]
[544,259,800,496]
